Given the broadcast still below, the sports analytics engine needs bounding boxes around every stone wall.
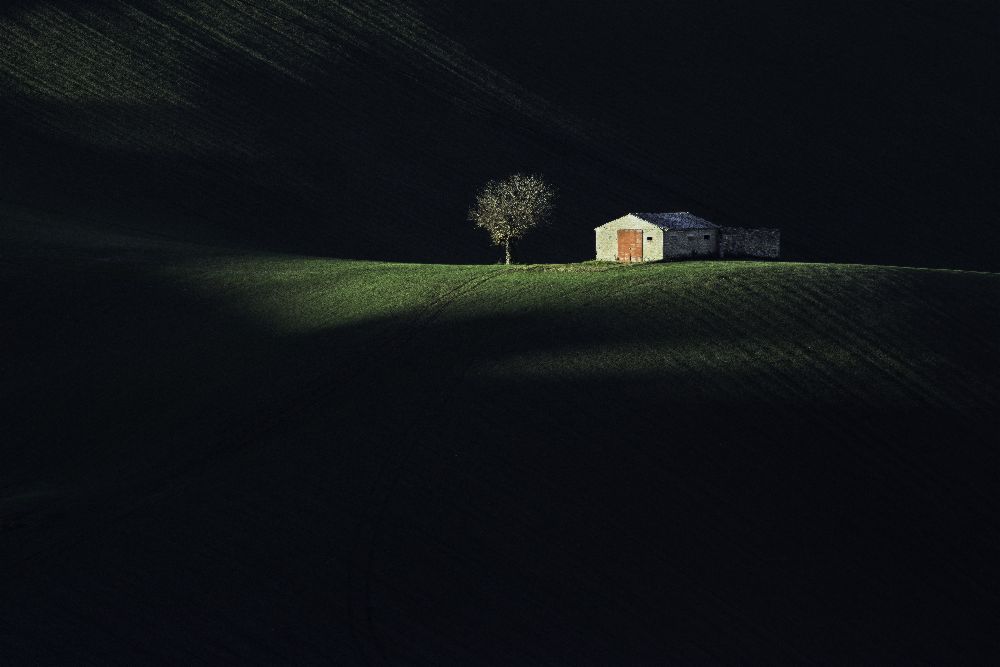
[664,229,718,259]
[718,227,780,259]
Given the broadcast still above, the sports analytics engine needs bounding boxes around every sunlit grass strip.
[148,251,1000,416]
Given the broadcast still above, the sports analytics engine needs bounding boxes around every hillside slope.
[3,213,1000,662]
[2,0,999,268]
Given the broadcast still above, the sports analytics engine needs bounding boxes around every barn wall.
[595,215,663,261]
[664,228,718,259]
[719,227,780,259]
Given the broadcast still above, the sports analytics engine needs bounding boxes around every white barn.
[595,212,719,262]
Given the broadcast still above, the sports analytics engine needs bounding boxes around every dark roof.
[630,212,719,230]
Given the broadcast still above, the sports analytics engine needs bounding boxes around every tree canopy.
[468,174,555,264]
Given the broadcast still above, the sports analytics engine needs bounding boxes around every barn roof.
[630,212,719,230]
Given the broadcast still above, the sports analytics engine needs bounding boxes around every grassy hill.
[3,210,1000,661]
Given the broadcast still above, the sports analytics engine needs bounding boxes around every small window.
[646,236,653,241]
[687,235,693,240]
[703,234,710,240]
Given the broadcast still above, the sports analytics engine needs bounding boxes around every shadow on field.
[360,386,1000,663]
[2,253,1000,663]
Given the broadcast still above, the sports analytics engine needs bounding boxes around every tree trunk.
[504,238,511,265]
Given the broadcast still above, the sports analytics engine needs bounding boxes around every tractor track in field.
[1,267,510,571]
[8,260,997,662]
[201,264,510,453]
[345,265,513,666]
[345,264,675,664]
[2,263,516,665]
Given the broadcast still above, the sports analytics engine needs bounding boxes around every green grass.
[5,215,999,452]
[4,214,1000,662]
[163,253,1000,411]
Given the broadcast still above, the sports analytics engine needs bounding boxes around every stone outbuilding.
[595,212,779,262]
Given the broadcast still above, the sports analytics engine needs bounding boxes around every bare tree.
[468,173,555,264]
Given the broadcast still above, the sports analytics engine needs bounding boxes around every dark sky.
[2,0,998,268]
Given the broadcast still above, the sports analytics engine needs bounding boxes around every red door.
[617,229,643,262]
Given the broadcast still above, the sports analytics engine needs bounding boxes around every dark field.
[3,214,1000,662]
